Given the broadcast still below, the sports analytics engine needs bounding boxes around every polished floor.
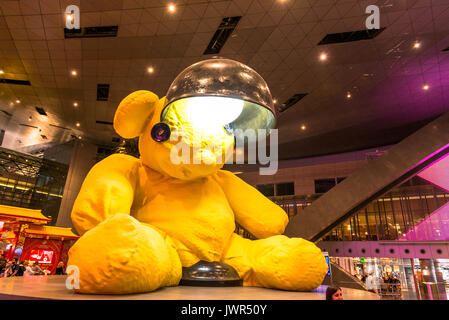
[0,276,378,300]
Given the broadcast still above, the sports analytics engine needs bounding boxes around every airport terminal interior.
[0,0,449,301]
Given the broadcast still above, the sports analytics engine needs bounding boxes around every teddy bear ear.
[113,90,160,139]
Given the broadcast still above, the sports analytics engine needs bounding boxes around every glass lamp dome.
[160,58,276,140]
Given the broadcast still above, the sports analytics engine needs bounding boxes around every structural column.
[56,140,97,229]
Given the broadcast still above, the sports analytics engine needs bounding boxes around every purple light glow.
[399,202,449,241]
[417,151,449,192]
[400,153,449,241]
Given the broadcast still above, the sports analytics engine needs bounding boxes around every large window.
[315,177,346,193]
[257,182,295,197]
[256,184,274,197]
[0,148,69,225]
[276,182,295,196]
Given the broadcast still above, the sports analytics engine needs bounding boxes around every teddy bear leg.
[68,214,182,294]
[223,233,328,291]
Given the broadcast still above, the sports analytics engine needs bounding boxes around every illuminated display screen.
[29,250,54,264]
[323,252,331,276]
[325,256,331,276]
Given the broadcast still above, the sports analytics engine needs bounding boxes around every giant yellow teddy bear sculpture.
[68,90,328,294]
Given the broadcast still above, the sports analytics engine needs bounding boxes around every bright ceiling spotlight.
[301,124,306,131]
[319,52,328,61]
[154,58,276,144]
[0,69,4,74]
[76,122,80,127]
[71,70,77,76]
[147,66,154,73]
[15,99,21,104]
[168,4,176,13]
[273,98,277,104]
[413,41,421,49]
[346,92,352,99]
[423,84,429,90]
[73,102,78,107]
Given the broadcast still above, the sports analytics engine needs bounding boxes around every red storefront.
[0,205,78,274]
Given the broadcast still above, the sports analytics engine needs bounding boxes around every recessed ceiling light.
[319,53,328,61]
[15,99,21,103]
[71,70,77,76]
[413,41,421,49]
[273,98,277,104]
[346,92,352,99]
[78,136,82,139]
[76,122,80,127]
[73,102,78,107]
[168,4,176,12]
[423,84,429,90]
[0,69,4,74]
[147,66,154,73]
[301,124,306,131]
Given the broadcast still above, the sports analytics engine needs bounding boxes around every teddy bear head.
[113,90,235,180]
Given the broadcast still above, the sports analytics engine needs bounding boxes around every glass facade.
[0,147,69,225]
[323,176,449,241]
[269,194,319,219]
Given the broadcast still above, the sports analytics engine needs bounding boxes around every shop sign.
[29,249,54,264]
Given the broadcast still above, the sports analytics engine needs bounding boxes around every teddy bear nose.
[151,122,171,142]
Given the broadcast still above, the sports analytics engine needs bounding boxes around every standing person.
[366,270,379,295]
[16,261,25,276]
[0,254,6,274]
[55,261,65,275]
[23,261,34,277]
[0,253,7,272]
[361,274,367,283]
[2,261,12,277]
[8,258,20,277]
[326,286,343,300]
[31,261,45,275]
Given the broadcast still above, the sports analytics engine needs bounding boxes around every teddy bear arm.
[214,170,288,239]
[71,154,139,236]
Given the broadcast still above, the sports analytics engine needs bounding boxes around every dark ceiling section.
[278,93,308,113]
[64,26,119,39]
[0,79,31,86]
[204,16,241,55]
[318,28,386,45]
[35,107,47,116]
[96,84,110,101]
[278,115,442,160]
[96,120,113,125]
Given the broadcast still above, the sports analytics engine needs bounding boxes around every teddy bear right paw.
[68,214,181,294]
